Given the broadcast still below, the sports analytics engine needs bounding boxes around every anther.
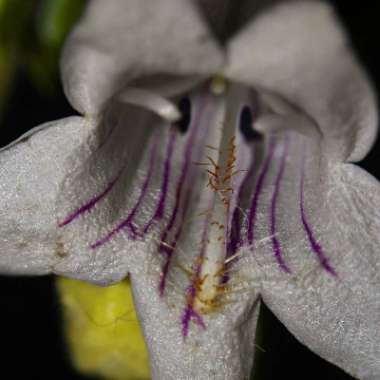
[118,87,181,121]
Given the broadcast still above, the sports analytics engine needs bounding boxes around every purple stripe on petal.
[59,122,148,228]
[90,141,158,249]
[158,254,172,295]
[181,306,206,338]
[181,214,210,338]
[222,152,256,285]
[158,188,191,296]
[128,222,140,238]
[158,95,211,295]
[192,310,206,328]
[181,299,206,338]
[227,151,256,256]
[299,144,337,276]
[142,129,177,234]
[247,138,276,246]
[58,172,122,227]
[227,207,242,257]
[270,138,291,273]
[163,95,207,233]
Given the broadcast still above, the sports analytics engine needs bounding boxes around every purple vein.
[163,95,207,233]
[158,184,192,296]
[90,141,158,249]
[247,138,276,246]
[59,121,135,227]
[181,214,210,338]
[181,307,205,339]
[158,95,209,295]
[158,192,190,295]
[299,144,337,276]
[227,151,256,256]
[142,129,177,234]
[222,152,256,285]
[59,171,122,228]
[270,138,291,273]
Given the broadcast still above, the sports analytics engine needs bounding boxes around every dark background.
[0,1,379,379]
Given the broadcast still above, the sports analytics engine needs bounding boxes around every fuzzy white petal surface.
[132,271,260,380]
[225,0,378,162]
[61,0,224,115]
[0,116,92,275]
[261,163,380,379]
[54,91,215,284]
[54,88,265,378]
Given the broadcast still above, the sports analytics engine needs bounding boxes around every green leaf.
[37,0,86,49]
[28,0,86,93]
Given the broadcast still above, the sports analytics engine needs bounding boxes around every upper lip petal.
[61,0,225,115]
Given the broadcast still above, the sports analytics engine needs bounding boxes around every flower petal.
[131,272,260,380]
[225,0,378,162]
[55,90,221,284]
[0,116,92,275]
[259,161,380,379]
[55,86,266,379]
[61,0,224,115]
[123,87,281,379]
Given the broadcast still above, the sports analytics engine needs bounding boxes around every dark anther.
[239,105,262,142]
[175,97,191,133]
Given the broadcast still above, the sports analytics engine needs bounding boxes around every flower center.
[192,83,252,314]
[58,75,335,338]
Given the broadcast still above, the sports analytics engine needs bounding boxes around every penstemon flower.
[1,1,379,379]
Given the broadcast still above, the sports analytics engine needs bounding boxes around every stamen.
[117,87,180,122]
[224,250,244,265]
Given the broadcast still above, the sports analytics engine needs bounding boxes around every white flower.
[1,1,379,379]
